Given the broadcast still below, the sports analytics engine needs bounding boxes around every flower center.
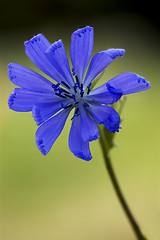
[51,74,91,115]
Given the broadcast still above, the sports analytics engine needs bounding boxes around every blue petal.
[103,110,121,133]
[45,40,75,88]
[106,72,150,95]
[79,105,99,142]
[33,99,72,126]
[8,88,63,112]
[86,103,121,133]
[83,48,125,89]
[70,26,94,83]
[36,109,70,155]
[25,34,52,75]
[25,34,71,85]
[8,63,54,93]
[84,84,122,105]
[69,115,92,161]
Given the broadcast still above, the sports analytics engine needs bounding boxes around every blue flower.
[8,26,150,160]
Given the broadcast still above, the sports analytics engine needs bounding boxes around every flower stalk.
[98,126,148,240]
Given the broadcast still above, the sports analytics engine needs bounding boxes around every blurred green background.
[0,0,160,239]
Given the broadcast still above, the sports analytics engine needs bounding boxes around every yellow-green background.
[0,1,160,239]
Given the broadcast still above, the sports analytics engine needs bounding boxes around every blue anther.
[87,83,92,95]
[73,85,77,93]
[62,103,73,109]
[72,68,75,76]
[52,83,60,91]
[75,75,79,83]
[73,82,80,93]
[61,81,71,89]
[55,93,66,99]
[72,94,76,102]
[80,83,84,97]
[71,108,80,120]
[75,82,80,88]
[61,103,64,108]
[64,93,73,99]
[80,90,84,97]
[84,103,89,108]
[75,108,79,115]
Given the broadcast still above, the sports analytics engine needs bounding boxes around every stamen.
[81,91,84,97]
[64,93,73,99]
[52,82,71,99]
[66,103,73,108]
[71,107,80,120]
[87,88,90,95]
[75,108,79,115]
[74,82,80,93]
[74,86,77,93]
[72,94,76,103]
[80,83,84,97]
[55,93,67,99]
[87,83,92,95]
[52,83,60,90]
[75,75,79,83]
[59,88,69,94]
[61,81,71,89]
[75,82,80,88]
[72,68,75,76]
[62,103,73,109]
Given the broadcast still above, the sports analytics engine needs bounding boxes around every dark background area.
[0,0,160,32]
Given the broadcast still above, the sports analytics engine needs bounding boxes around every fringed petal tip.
[46,40,63,54]
[83,48,125,89]
[73,26,93,37]
[73,151,92,161]
[107,72,150,95]
[104,121,121,133]
[35,109,70,157]
[137,75,150,89]
[69,115,93,161]
[106,48,125,59]
[45,38,75,87]
[103,111,121,133]
[8,63,13,71]
[8,91,16,109]
[8,63,12,69]
[88,133,100,142]
[24,34,44,46]
[109,125,121,133]
[36,138,47,155]
[8,63,15,81]
[70,26,94,83]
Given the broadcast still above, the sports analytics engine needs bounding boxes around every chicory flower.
[8,26,150,160]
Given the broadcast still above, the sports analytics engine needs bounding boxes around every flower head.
[8,26,150,160]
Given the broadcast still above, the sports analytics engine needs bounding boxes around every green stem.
[99,131,148,240]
